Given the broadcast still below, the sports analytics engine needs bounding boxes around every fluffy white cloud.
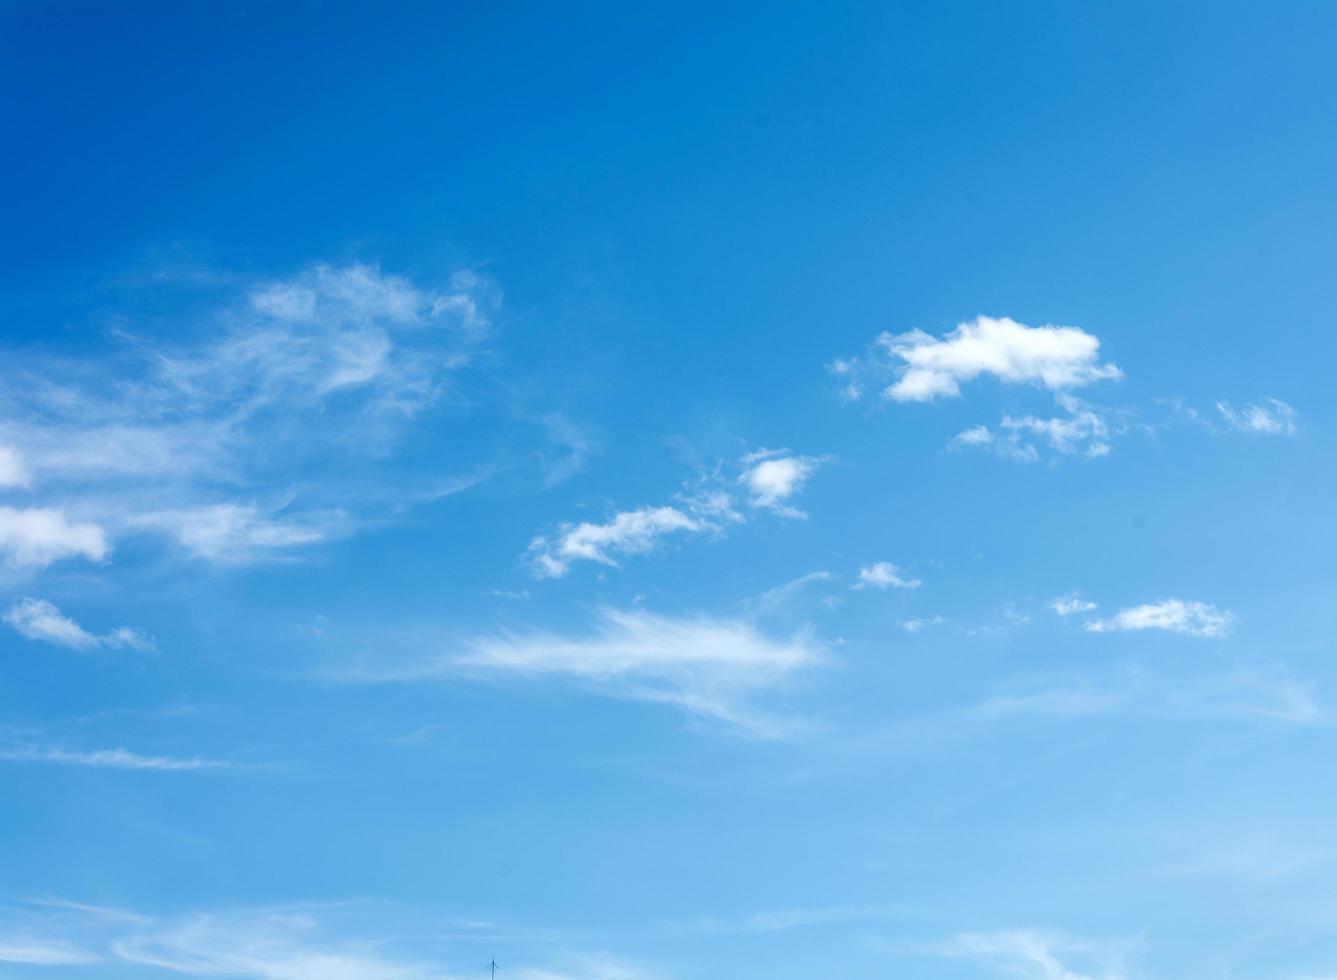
[1084,599,1235,638]
[3,597,154,652]
[1050,594,1097,616]
[363,608,824,736]
[863,316,1120,402]
[0,507,108,569]
[853,562,921,590]
[740,451,822,517]
[1217,398,1297,435]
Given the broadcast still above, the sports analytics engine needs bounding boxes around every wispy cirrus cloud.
[0,262,501,566]
[4,597,154,652]
[928,929,1131,980]
[1216,398,1297,436]
[0,745,235,771]
[0,898,649,980]
[967,668,1322,727]
[343,607,825,737]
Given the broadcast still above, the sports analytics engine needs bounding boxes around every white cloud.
[899,615,945,633]
[3,597,154,651]
[861,316,1120,403]
[133,504,346,563]
[0,507,109,569]
[1217,398,1297,435]
[1050,594,1097,616]
[951,395,1115,462]
[527,506,706,578]
[740,450,822,517]
[527,449,823,578]
[0,745,231,771]
[0,938,98,966]
[936,929,1129,980]
[853,562,921,590]
[1085,599,1235,638]
[1000,403,1110,457]
[360,608,824,737]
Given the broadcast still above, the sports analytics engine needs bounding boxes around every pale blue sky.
[2,3,1336,978]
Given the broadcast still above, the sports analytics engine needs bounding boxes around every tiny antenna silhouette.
[487,957,498,978]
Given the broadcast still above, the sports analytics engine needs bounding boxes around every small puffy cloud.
[853,562,921,590]
[1051,594,1098,616]
[899,615,945,633]
[876,316,1120,402]
[740,450,822,517]
[0,507,108,569]
[1085,599,1235,638]
[3,598,155,652]
[527,506,705,578]
[1217,398,1297,436]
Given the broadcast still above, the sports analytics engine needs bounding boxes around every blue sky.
[2,2,1336,977]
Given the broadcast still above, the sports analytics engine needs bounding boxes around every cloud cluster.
[951,394,1116,462]
[526,450,823,578]
[4,597,154,651]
